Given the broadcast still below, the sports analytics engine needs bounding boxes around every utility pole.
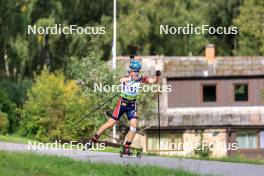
[112,0,117,142]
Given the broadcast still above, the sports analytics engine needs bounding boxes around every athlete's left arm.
[143,70,161,84]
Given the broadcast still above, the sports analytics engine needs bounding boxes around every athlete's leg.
[87,118,117,147]
[122,118,137,155]
[90,97,123,143]
[126,118,137,143]
[96,118,117,136]
[123,100,137,154]
[126,100,137,143]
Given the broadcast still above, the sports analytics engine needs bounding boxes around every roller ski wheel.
[83,140,93,151]
[136,151,142,158]
[83,135,98,151]
[119,146,141,158]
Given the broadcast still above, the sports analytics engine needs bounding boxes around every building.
[117,45,264,159]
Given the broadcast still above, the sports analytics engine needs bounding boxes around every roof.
[164,56,264,78]
[117,56,264,78]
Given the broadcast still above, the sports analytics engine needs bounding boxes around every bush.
[0,112,9,134]
[194,144,212,159]
[19,69,92,142]
[0,89,16,133]
[0,79,32,107]
[194,132,212,159]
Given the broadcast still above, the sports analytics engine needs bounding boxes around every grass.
[207,155,264,165]
[146,152,264,165]
[0,134,122,152]
[0,151,200,176]
[0,134,35,144]
[98,145,121,153]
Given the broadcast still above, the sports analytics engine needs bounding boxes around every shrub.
[0,112,9,134]
[0,89,16,133]
[19,69,92,142]
[194,144,212,159]
[0,79,33,107]
[194,131,212,159]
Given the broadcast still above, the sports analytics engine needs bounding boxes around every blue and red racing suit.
[111,75,148,121]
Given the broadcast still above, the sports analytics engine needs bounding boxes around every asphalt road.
[0,141,264,176]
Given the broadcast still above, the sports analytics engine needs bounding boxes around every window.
[147,132,183,151]
[203,85,216,102]
[260,131,264,149]
[234,84,248,101]
[237,131,257,149]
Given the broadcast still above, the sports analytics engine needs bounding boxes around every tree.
[202,0,241,56]
[234,0,264,55]
[118,0,208,56]
[0,89,16,133]
[20,69,92,141]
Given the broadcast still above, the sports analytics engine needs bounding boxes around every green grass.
[0,151,200,176]
[206,155,264,165]
[146,152,264,165]
[97,145,121,153]
[0,134,35,144]
[0,135,121,152]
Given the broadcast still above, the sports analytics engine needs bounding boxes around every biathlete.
[87,59,161,155]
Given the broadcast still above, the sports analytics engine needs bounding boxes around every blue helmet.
[129,60,142,72]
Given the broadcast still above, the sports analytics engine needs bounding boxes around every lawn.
[0,151,200,176]
[146,152,264,165]
[0,134,35,144]
[0,134,120,152]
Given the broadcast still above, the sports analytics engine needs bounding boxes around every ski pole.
[74,92,120,124]
[74,81,137,124]
[157,90,161,151]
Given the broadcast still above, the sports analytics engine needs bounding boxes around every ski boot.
[83,134,99,150]
[120,145,133,157]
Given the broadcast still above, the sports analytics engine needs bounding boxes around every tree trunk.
[4,48,10,78]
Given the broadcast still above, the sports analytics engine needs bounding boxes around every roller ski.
[119,144,142,158]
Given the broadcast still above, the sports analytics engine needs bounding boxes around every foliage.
[194,144,212,159]
[0,89,17,133]
[0,134,36,144]
[19,69,92,141]
[66,52,122,137]
[234,0,264,55]
[0,112,9,134]
[0,0,113,79]
[66,52,156,140]
[0,79,32,107]
[118,0,208,56]
[194,131,212,158]
[118,0,243,56]
[1,0,259,82]
[0,151,200,176]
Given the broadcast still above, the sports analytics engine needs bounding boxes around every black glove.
[156,70,161,76]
